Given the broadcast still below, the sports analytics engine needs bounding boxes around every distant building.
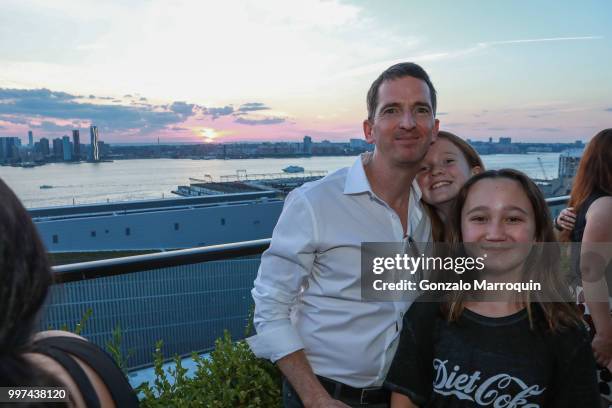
[499,137,511,145]
[52,138,63,158]
[90,125,100,161]
[558,148,583,179]
[62,136,72,161]
[72,130,80,159]
[349,138,372,152]
[0,137,20,162]
[39,137,50,156]
[303,135,313,155]
[28,130,34,147]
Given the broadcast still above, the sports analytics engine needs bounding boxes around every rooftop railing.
[42,196,569,370]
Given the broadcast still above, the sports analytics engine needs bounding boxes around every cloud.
[0,87,197,135]
[204,105,234,119]
[605,108,612,112]
[0,88,73,101]
[237,102,269,112]
[0,114,30,124]
[535,127,561,132]
[478,36,604,48]
[169,101,196,116]
[337,35,603,80]
[234,116,286,125]
[33,121,75,132]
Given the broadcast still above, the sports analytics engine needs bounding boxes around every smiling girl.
[385,169,599,407]
[417,131,483,241]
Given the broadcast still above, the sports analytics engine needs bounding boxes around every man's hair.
[366,62,437,121]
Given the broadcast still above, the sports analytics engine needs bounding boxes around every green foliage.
[138,332,282,408]
[47,307,92,334]
[105,324,134,375]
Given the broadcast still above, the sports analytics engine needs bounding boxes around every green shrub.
[137,332,282,408]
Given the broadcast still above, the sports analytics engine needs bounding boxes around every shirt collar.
[343,153,424,202]
[343,154,373,195]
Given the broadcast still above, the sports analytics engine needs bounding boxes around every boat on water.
[39,185,53,189]
[282,165,304,173]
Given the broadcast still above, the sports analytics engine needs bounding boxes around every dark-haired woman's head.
[0,178,51,351]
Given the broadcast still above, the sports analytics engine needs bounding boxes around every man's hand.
[306,394,351,408]
[592,330,612,367]
[277,350,350,408]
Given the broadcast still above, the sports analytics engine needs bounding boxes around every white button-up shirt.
[247,154,431,387]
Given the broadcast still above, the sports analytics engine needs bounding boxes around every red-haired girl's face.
[417,138,479,207]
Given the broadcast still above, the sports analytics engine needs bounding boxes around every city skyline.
[1,0,611,144]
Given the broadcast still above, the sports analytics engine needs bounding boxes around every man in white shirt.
[247,62,439,407]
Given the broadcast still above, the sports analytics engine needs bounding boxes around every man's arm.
[247,189,347,407]
[277,350,349,408]
[390,392,419,408]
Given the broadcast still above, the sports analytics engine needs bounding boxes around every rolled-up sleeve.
[246,188,318,362]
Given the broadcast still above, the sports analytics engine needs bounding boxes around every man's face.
[364,76,439,167]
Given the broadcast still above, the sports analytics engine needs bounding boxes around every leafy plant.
[105,324,134,375]
[138,332,282,408]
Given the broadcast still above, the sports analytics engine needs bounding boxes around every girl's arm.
[580,197,612,366]
[391,391,419,408]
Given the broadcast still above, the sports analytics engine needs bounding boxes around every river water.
[0,153,560,209]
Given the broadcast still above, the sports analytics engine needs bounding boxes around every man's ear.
[363,119,375,144]
[471,166,482,175]
[431,118,440,143]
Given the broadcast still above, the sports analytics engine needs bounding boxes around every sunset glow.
[0,1,611,144]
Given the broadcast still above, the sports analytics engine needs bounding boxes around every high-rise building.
[0,137,19,161]
[39,137,50,156]
[52,138,63,158]
[28,130,34,147]
[90,125,99,161]
[62,136,72,161]
[72,130,80,159]
[303,135,312,155]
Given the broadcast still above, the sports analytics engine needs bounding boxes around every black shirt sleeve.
[384,301,439,406]
[548,327,600,408]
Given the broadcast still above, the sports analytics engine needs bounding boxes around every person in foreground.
[385,169,599,407]
[560,129,612,404]
[247,62,439,407]
[416,130,483,242]
[0,178,139,408]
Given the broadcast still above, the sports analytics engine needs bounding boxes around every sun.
[201,128,217,143]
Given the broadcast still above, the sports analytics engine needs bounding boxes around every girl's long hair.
[0,178,67,406]
[561,128,612,242]
[443,169,582,332]
[423,131,484,242]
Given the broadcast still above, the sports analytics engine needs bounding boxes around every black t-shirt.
[385,302,599,407]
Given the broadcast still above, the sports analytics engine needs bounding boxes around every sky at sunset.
[1,0,611,144]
